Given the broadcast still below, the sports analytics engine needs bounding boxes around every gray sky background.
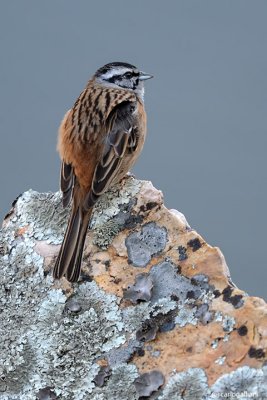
[0,1,266,299]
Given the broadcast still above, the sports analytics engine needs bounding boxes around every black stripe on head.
[132,79,139,90]
[107,74,123,84]
[95,62,137,77]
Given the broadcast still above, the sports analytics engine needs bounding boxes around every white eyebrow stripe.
[101,67,131,79]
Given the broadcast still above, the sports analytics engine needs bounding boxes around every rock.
[0,177,267,399]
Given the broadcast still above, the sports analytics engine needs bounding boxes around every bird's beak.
[139,71,154,81]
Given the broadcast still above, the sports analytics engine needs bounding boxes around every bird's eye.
[124,72,132,79]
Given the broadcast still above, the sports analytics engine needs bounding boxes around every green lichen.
[91,177,142,249]
[93,219,122,249]
[90,177,142,229]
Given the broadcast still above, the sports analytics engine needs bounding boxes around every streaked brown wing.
[83,101,137,211]
[127,127,138,153]
[60,161,75,207]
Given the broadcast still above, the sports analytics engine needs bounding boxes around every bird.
[53,62,153,282]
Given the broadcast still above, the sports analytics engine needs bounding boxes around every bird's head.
[94,62,153,100]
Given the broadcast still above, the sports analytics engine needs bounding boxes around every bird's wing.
[60,161,75,207]
[83,101,137,210]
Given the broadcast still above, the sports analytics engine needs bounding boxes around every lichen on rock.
[1,177,267,399]
[158,368,208,400]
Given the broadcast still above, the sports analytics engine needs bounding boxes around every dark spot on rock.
[140,202,158,213]
[104,260,110,268]
[80,273,93,282]
[93,366,112,387]
[175,264,182,274]
[213,289,221,298]
[186,290,196,299]
[124,351,135,364]
[113,277,121,284]
[146,310,177,334]
[134,370,165,398]
[136,347,145,357]
[186,289,201,300]
[36,387,57,400]
[4,286,11,294]
[64,298,82,314]
[124,214,144,229]
[0,372,6,382]
[178,245,188,261]
[187,238,202,252]
[170,294,179,302]
[147,202,158,210]
[186,346,193,353]
[229,294,244,308]
[238,325,248,336]
[136,320,158,342]
[123,273,153,304]
[222,286,233,299]
[159,319,175,332]
[248,346,265,359]
[222,286,244,308]
[57,348,70,358]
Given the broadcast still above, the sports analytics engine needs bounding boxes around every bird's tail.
[53,204,92,282]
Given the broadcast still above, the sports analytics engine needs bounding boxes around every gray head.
[94,62,153,100]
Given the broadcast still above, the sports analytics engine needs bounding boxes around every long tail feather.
[53,205,92,282]
[65,214,91,282]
